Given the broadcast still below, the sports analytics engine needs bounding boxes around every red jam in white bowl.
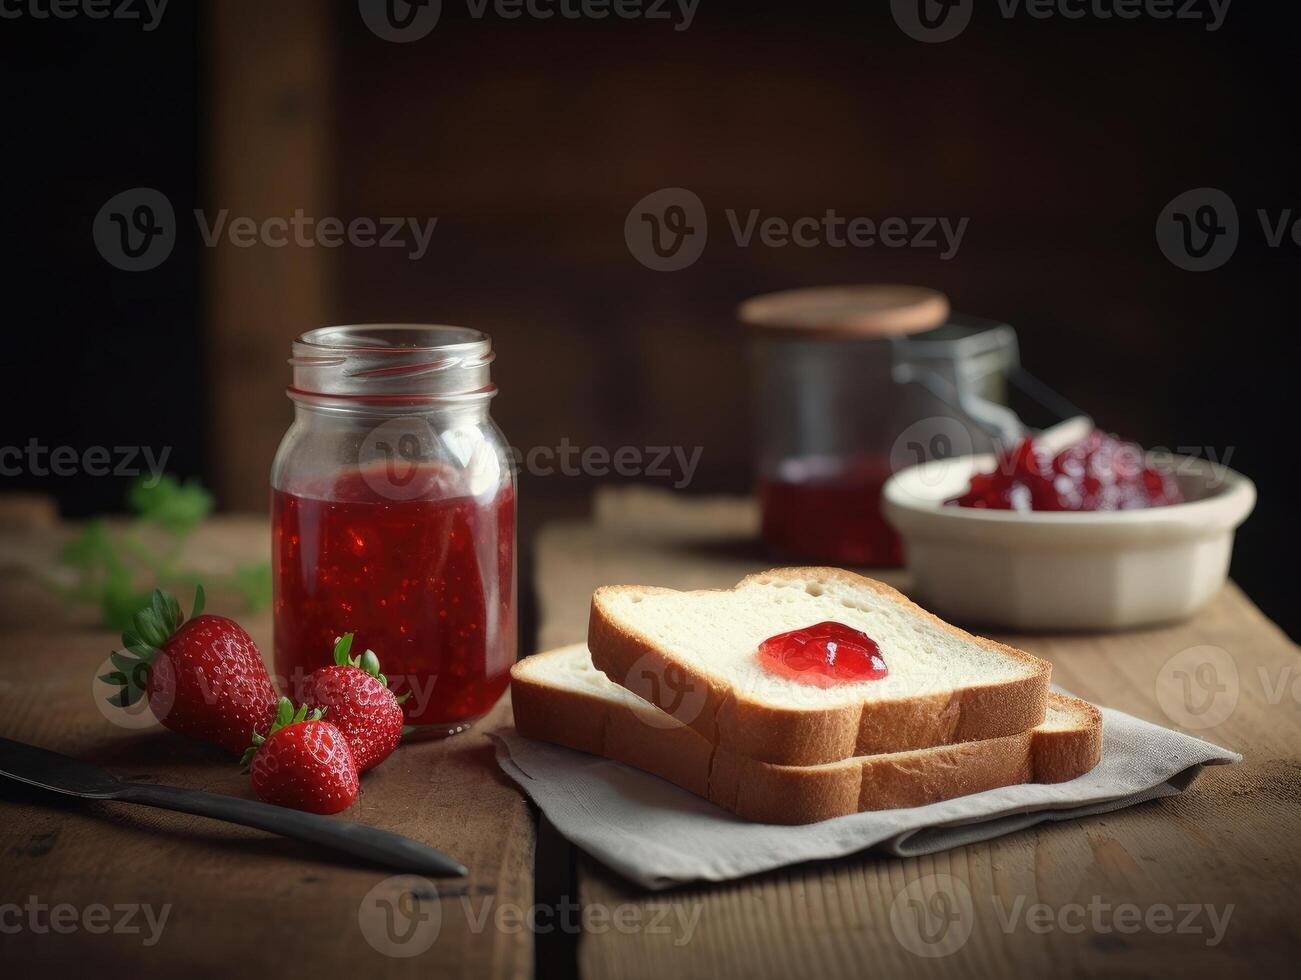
[947,431,1183,512]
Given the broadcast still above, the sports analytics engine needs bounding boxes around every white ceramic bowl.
[882,453,1256,631]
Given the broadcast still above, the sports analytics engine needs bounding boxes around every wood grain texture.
[207,0,334,512]
[0,516,533,980]
[532,488,1301,979]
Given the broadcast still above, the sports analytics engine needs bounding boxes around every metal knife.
[0,735,467,877]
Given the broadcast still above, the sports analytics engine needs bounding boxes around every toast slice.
[510,645,1102,825]
[588,568,1052,766]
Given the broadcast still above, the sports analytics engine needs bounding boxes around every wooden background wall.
[199,1,1294,631]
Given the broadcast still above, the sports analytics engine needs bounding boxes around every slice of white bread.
[511,645,1102,825]
[588,568,1053,766]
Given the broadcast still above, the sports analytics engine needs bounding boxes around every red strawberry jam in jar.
[272,325,516,737]
[757,456,902,567]
[743,286,1019,568]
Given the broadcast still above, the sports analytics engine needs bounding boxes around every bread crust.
[588,567,1053,766]
[1030,694,1104,782]
[510,648,1102,825]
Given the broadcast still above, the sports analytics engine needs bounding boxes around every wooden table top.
[0,515,533,980]
[2,490,1298,978]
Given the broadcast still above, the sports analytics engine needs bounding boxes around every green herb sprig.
[54,475,272,630]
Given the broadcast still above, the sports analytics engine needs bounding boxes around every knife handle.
[115,781,467,878]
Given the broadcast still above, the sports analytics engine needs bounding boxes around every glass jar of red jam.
[272,325,516,738]
[743,286,1017,567]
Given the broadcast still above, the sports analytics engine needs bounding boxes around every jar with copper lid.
[743,285,1023,567]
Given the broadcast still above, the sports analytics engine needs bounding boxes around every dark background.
[2,0,1296,639]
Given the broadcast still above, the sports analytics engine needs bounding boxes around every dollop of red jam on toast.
[758,622,887,688]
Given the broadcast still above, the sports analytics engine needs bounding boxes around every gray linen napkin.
[492,697,1239,890]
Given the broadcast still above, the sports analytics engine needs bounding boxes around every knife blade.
[0,735,467,877]
[0,735,125,797]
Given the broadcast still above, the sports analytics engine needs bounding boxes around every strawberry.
[302,633,406,772]
[241,697,359,814]
[102,586,278,755]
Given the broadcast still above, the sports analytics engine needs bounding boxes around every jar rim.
[297,323,489,353]
[289,323,495,403]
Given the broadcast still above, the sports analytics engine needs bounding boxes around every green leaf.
[132,606,167,650]
[274,697,293,728]
[164,591,181,631]
[190,584,206,620]
[99,671,128,686]
[150,590,170,629]
[360,649,381,678]
[54,474,268,631]
[121,626,157,661]
[394,690,412,705]
[128,475,213,534]
[333,633,354,666]
[109,651,138,673]
[60,521,114,569]
[231,562,272,612]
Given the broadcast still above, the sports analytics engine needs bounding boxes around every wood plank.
[0,517,534,980]
[532,488,1301,979]
[206,0,334,512]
